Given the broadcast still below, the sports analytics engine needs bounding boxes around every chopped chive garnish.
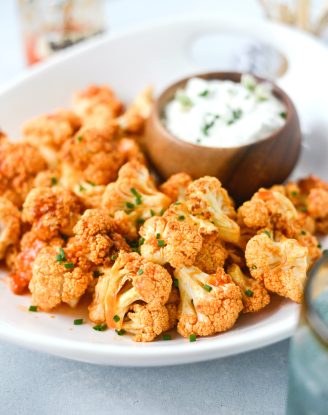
[64,262,74,269]
[93,270,103,278]
[202,114,219,136]
[301,230,307,235]
[189,334,197,342]
[111,254,117,261]
[51,176,57,186]
[263,230,271,238]
[56,247,66,263]
[77,135,83,142]
[196,138,202,144]
[130,188,142,205]
[159,208,165,216]
[173,202,181,205]
[228,109,243,125]
[74,319,84,325]
[163,334,172,340]
[318,243,322,249]
[291,191,298,197]
[280,112,287,119]
[245,289,254,297]
[157,240,166,247]
[93,323,107,332]
[177,93,193,108]
[178,215,185,221]
[115,329,125,336]
[29,305,38,312]
[173,278,179,288]
[251,265,257,270]
[79,184,85,192]
[156,233,161,239]
[113,315,120,322]
[138,237,145,246]
[150,209,155,217]
[137,268,144,275]
[125,202,135,210]
[88,181,96,187]
[300,206,308,212]
[199,89,209,97]
[136,217,145,225]
[203,284,212,292]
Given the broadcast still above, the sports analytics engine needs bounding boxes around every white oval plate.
[0,15,328,366]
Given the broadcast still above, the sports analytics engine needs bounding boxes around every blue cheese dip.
[163,74,287,147]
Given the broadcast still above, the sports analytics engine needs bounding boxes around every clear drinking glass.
[286,250,328,415]
[17,0,107,65]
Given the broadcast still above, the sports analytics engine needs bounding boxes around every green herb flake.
[203,284,212,292]
[198,89,209,97]
[56,247,66,263]
[74,319,84,325]
[125,201,135,210]
[111,255,118,261]
[137,268,144,275]
[177,93,193,108]
[29,305,38,312]
[64,262,74,269]
[189,334,197,342]
[178,215,185,221]
[251,265,257,270]
[202,114,220,136]
[93,323,107,332]
[263,230,271,238]
[51,176,58,186]
[173,278,179,288]
[136,217,145,225]
[88,181,96,187]
[228,108,243,125]
[159,208,165,216]
[77,135,83,142]
[245,289,254,297]
[173,202,181,206]
[163,334,172,341]
[300,206,308,212]
[115,329,125,336]
[280,112,287,119]
[156,233,161,239]
[113,315,120,323]
[301,230,307,235]
[79,184,85,192]
[318,243,322,249]
[150,209,156,217]
[130,188,142,205]
[93,270,103,278]
[138,237,145,246]
[157,240,166,247]
[291,191,298,197]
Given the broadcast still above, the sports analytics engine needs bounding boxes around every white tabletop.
[0,1,294,414]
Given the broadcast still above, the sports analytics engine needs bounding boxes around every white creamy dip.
[163,74,287,147]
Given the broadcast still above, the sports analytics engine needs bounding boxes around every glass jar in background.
[17,0,107,65]
[286,251,328,415]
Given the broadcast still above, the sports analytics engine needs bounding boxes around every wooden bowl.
[144,72,301,202]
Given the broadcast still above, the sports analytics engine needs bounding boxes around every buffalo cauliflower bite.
[22,187,81,240]
[68,209,130,267]
[159,173,193,202]
[34,170,61,188]
[175,266,243,338]
[89,252,172,337]
[0,142,47,207]
[117,137,146,165]
[245,233,308,303]
[102,161,171,239]
[73,85,124,129]
[23,110,81,167]
[61,125,124,188]
[73,181,105,209]
[227,264,270,313]
[185,177,240,243]
[121,303,170,342]
[9,231,64,294]
[118,87,153,134]
[194,233,227,274]
[29,246,91,311]
[0,197,21,259]
[139,215,202,268]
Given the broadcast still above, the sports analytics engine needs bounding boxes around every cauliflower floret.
[73,181,105,209]
[185,177,240,243]
[139,215,202,268]
[102,161,171,239]
[68,208,130,267]
[61,125,124,188]
[0,197,21,260]
[89,251,172,332]
[122,303,170,342]
[29,246,91,311]
[118,87,153,134]
[227,264,270,313]
[245,233,308,303]
[166,286,180,330]
[73,84,124,129]
[34,170,61,188]
[0,142,47,207]
[23,110,81,167]
[9,231,64,294]
[175,266,243,338]
[117,137,146,165]
[22,187,81,240]
[194,233,227,274]
[159,173,193,202]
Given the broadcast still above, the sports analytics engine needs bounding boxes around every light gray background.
[0,1,301,414]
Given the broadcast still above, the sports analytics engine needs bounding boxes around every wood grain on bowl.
[144,72,301,203]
